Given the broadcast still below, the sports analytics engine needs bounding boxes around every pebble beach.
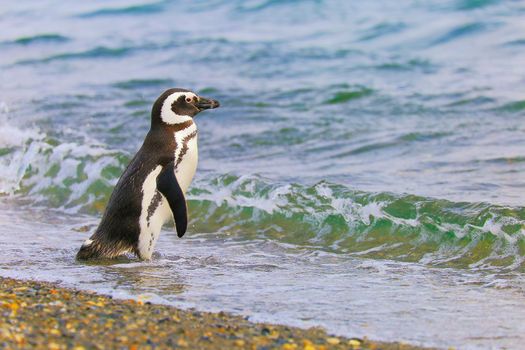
[0,277,431,350]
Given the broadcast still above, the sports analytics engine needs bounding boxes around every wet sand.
[0,277,435,349]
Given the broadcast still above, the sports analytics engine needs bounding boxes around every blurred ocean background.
[1,1,525,349]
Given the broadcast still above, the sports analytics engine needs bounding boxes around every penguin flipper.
[156,162,188,238]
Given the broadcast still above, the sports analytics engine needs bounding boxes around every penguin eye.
[185,97,192,103]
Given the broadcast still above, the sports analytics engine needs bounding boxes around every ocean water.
[1,1,524,349]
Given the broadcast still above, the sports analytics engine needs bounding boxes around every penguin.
[76,88,220,260]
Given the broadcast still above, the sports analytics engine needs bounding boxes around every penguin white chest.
[176,136,198,193]
[173,124,198,193]
[137,166,172,259]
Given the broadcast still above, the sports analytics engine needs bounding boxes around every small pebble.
[327,337,340,345]
[177,338,189,347]
[282,344,298,350]
[349,339,361,349]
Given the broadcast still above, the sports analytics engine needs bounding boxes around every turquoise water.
[1,1,525,348]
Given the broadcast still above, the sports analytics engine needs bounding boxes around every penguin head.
[151,88,220,126]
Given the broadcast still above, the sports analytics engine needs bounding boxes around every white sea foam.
[0,102,9,114]
[0,108,124,209]
[0,106,44,194]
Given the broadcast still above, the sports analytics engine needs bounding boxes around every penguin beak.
[195,97,220,111]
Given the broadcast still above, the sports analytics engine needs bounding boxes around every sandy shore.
[0,277,434,350]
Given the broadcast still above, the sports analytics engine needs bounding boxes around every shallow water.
[1,1,525,349]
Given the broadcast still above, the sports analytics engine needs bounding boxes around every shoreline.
[0,277,435,349]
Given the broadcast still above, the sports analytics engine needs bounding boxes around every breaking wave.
[1,119,523,272]
[187,175,525,271]
[0,113,128,213]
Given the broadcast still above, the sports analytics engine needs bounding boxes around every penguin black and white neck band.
[77,88,220,260]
